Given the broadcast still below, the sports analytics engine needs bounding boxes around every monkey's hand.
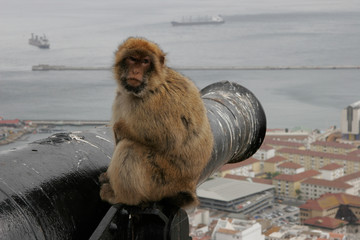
[100,183,116,203]
[99,172,109,184]
[113,120,129,145]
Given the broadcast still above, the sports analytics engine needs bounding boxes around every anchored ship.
[171,15,225,26]
[29,33,50,49]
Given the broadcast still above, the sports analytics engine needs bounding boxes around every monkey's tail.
[160,191,199,208]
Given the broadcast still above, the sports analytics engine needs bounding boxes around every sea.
[1,0,360,150]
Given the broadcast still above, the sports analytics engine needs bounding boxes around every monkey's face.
[119,54,152,95]
[114,38,166,97]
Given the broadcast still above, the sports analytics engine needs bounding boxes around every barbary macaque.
[99,37,213,208]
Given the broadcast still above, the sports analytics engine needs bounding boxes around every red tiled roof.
[0,119,20,124]
[265,134,309,141]
[264,138,304,148]
[278,161,303,169]
[277,148,360,163]
[299,193,360,210]
[217,228,239,234]
[220,158,259,171]
[348,149,360,157]
[265,156,287,163]
[304,216,347,230]
[224,174,273,185]
[312,140,355,150]
[274,170,320,182]
[329,232,345,239]
[320,163,343,171]
[302,178,352,189]
[336,171,360,182]
[258,144,274,151]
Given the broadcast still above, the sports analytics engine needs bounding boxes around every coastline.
[31,64,360,71]
[0,120,108,147]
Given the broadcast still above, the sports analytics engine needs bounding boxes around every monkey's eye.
[142,58,150,65]
[128,57,137,63]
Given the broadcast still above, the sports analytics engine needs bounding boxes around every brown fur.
[99,37,213,208]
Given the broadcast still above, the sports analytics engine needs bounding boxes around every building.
[253,144,275,161]
[265,224,347,240]
[266,129,310,143]
[0,119,22,128]
[212,218,264,240]
[218,158,261,178]
[224,174,273,185]
[277,161,304,175]
[299,193,360,234]
[303,216,347,234]
[319,163,344,180]
[341,100,360,140]
[277,148,360,174]
[311,140,357,155]
[263,138,305,150]
[336,171,360,196]
[273,170,321,199]
[264,156,287,173]
[197,178,275,214]
[300,178,352,200]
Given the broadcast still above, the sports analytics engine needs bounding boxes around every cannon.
[0,81,266,239]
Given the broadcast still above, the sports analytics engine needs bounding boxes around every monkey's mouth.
[126,78,143,87]
[121,77,146,95]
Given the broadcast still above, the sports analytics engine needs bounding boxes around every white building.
[300,178,352,200]
[197,178,275,214]
[336,171,360,196]
[277,162,304,175]
[341,100,360,141]
[212,218,264,240]
[253,144,275,161]
[319,163,344,180]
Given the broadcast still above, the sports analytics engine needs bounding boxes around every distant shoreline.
[32,64,360,71]
[25,120,109,126]
[0,120,108,146]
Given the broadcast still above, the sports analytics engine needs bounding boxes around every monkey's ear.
[159,55,165,66]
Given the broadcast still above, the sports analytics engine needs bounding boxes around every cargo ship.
[171,15,225,26]
[28,33,50,49]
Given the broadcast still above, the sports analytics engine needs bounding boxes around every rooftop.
[265,156,287,163]
[336,171,360,182]
[304,216,347,230]
[197,177,274,202]
[278,161,303,169]
[299,193,360,210]
[311,140,355,149]
[302,178,352,189]
[274,170,321,182]
[319,163,343,171]
[277,148,360,163]
[349,100,360,109]
[219,158,259,171]
[264,138,304,148]
[224,174,273,185]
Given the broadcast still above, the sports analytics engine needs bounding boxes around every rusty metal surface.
[199,81,266,182]
[0,127,113,240]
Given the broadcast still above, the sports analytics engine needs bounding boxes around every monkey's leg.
[106,140,153,205]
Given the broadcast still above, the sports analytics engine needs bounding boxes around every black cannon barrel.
[0,81,266,239]
[0,128,114,240]
[199,81,266,182]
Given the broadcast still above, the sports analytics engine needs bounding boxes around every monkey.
[99,37,213,208]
